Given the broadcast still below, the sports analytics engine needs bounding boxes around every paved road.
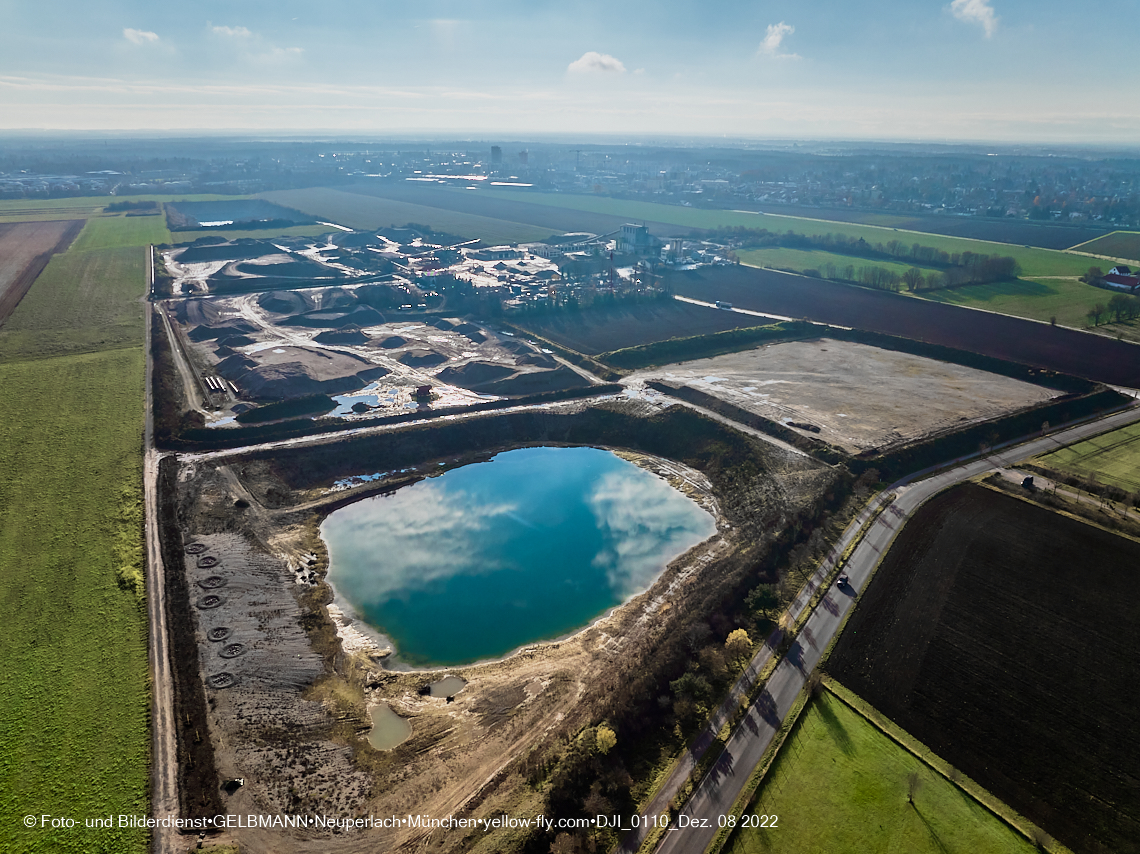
[644,400,1140,854]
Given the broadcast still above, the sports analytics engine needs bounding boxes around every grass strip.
[0,349,149,854]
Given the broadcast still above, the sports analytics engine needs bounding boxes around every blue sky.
[1,0,1137,142]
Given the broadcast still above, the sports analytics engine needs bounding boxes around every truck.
[714,300,733,310]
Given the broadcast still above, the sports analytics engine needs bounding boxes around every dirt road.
[144,297,180,854]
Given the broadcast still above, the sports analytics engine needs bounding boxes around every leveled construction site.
[629,337,1058,455]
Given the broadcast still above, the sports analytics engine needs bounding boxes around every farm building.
[1103,273,1139,291]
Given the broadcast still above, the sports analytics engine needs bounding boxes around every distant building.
[491,146,502,165]
[469,245,523,261]
[617,223,662,258]
[518,150,529,165]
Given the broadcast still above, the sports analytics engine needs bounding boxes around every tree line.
[704,226,1022,291]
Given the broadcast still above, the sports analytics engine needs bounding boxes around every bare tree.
[907,771,922,805]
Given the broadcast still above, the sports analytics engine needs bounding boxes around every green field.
[70,214,171,252]
[737,245,1139,340]
[0,244,148,362]
[738,246,943,280]
[479,189,1092,277]
[0,209,151,852]
[917,276,1115,325]
[261,186,555,245]
[725,692,1039,854]
[1037,421,1140,492]
[0,193,241,225]
[1070,231,1140,262]
[0,348,149,853]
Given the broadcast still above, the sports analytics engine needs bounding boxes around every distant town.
[3,137,1139,228]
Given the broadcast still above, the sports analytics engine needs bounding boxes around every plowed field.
[664,265,1140,386]
[826,483,1140,854]
[0,220,84,324]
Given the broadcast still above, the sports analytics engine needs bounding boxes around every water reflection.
[322,446,715,665]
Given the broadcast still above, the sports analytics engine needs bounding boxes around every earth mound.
[398,349,448,368]
[484,366,592,396]
[217,334,256,348]
[176,240,277,264]
[319,288,358,310]
[281,305,385,329]
[257,290,315,314]
[175,298,225,327]
[188,318,260,342]
[435,361,516,390]
[234,256,332,278]
[217,358,390,400]
[516,352,557,368]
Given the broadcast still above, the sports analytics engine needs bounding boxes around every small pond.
[322,446,716,666]
[428,675,467,698]
[367,704,411,750]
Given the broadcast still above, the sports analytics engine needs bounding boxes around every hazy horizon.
[3,0,1137,144]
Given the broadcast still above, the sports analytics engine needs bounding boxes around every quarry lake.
[322,446,717,666]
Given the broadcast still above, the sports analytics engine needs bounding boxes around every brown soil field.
[0,220,84,324]
[169,401,834,853]
[664,266,1140,387]
[1072,231,1140,262]
[826,483,1140,854]
[513,299,766,354]
[630,338,1056,455]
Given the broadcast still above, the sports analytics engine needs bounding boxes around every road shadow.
[816,694,855,757]
[786,641,806,673]
[754,688,780,728]
[704,741,735,787]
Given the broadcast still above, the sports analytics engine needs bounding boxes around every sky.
[1,0,1137,143]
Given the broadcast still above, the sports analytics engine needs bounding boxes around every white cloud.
[211,24,253,38]
[950,0,998,37]
[123,28,159,45]
[758,22,796,56]
[567,51,627,74]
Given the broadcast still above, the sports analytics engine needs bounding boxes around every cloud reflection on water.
[324,481,518,602]
[588,469,716,599]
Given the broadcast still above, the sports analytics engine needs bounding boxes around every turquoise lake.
[322,446,716,666]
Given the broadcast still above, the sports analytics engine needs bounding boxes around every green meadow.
[0,202,151,853]
[725,692,1041,854]
[1037,421,1140,493]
